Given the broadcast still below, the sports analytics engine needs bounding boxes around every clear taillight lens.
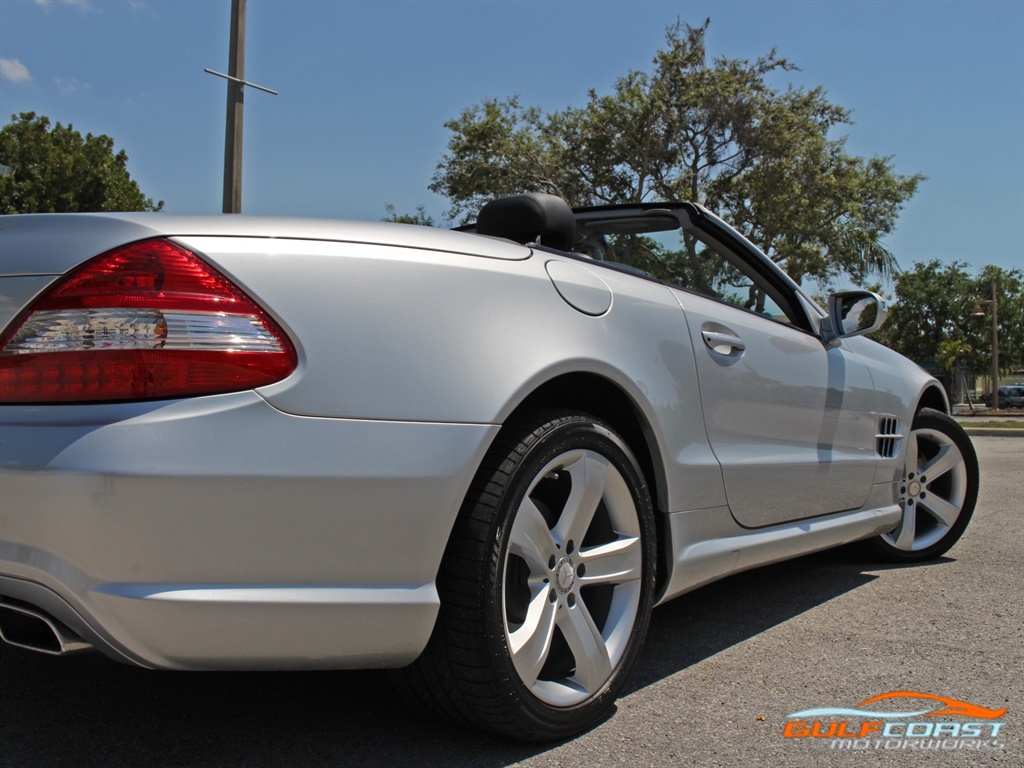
[0,239,297,403]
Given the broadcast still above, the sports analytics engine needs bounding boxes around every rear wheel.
[862,408,979,562]
[402,410,656,740]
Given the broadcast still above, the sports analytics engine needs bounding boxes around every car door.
[675,288,878,528]
[664,219,877,529]
[573,203,881,529]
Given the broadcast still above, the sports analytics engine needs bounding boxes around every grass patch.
[957,421,1024,429]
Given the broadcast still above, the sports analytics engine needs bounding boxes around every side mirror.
[824,290,887,342]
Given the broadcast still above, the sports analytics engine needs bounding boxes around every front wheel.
[401,411,656,740]
[862,408,979,562]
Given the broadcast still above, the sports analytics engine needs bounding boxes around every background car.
[0,194,979,740]
[985,385,1024,409]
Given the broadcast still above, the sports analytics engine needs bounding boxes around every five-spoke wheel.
[503,446,645,707]
[403,411,655,740]
[865,408,979,562]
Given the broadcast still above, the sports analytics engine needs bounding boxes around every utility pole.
[222,0,245,214]
[972,281,1000,407]
[987,280,1000,406]
[204,0,277,214]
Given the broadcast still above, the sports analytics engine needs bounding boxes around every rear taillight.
[0,239,297,403]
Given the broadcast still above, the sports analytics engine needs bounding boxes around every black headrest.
[476,193,576,251]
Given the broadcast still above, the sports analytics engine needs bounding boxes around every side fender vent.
[875,416,903,459]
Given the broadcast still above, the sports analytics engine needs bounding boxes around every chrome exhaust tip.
[0,603,92,655]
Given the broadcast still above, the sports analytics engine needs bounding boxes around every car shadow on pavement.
[627,545,953,695]
[0,547,953,768]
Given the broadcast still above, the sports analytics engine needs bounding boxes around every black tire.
[861,408,979,563]
[400,410,656,740]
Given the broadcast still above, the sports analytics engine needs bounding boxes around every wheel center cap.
[908,480,922,497]
[554,557,575,594]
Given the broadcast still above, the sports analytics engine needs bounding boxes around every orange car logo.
[857,691,1006,720]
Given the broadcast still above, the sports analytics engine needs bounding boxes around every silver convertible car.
[0,194,979,739]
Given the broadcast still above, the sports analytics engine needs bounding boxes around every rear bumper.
[0,393,498,669]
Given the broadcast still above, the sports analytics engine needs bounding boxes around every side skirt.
[656,483,901,606]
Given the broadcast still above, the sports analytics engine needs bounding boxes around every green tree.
[382,203,435,226]
[430,20,921,286]
[0,112,162,213]
[875,260,1024,376]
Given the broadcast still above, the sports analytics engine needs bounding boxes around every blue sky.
[1,0,1022,282]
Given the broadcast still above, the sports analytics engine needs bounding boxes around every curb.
[961,428,1024,438]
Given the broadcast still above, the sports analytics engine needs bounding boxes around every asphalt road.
[2,436,1021,768]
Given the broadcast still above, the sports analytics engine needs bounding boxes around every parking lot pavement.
[1,436,1020,768]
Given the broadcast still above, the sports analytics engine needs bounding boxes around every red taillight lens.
[0,239,297,403]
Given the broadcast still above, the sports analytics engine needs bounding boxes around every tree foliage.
[0,112,162,214]
[875,261,1024,376]
[430,20,921,286]
[382,202,435,226]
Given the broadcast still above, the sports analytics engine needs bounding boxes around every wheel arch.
[916,383,950,415]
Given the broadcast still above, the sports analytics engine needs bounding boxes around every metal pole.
[990,281,1000,407]
[223,0,246,214]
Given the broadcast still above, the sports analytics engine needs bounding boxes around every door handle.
[701,330,746,354]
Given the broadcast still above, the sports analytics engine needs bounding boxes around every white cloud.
[54,77,90,95]
[34,0,93,10]
[0,58,33,84]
